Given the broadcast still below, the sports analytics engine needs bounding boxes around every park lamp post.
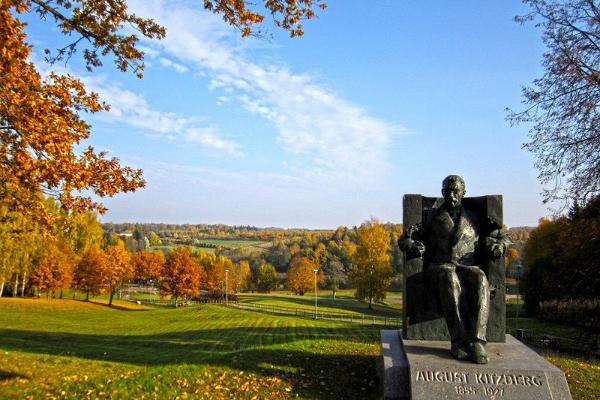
[515,264,522,334]
[314,269,319,319]
[225,269,229,305]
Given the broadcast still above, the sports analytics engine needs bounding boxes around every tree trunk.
[20,272,27,297]
[46,290,49,299]
[60,288,63,299]
[0,280,4,297]
[368,284,373,310]
[109,285,114,305]
[12,273,19,297]
[85,289,90,301]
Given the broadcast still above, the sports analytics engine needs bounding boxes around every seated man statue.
[400,175,509,364]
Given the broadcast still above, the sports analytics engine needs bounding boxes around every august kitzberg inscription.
[415,370,544,387]
[415,369,546,398]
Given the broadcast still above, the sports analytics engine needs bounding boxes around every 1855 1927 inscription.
[411,369,552,399]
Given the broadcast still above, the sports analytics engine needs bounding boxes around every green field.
[194,239,270,248]
[1,296,598,399]
[0,298,381,399]
[150,239,269,254]
[238,291,402,318]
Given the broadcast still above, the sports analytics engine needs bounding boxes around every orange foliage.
[2,1,325,231]
[287,256,323,295]
[235,260,251,292]
[104,241,132,305]
[74,246,108,300]
[161,247,204,302]
[30,239,74,297]
[204,0,326,38]
[206,255,233,294]
[0,3,146,230]
[131,250,165,281]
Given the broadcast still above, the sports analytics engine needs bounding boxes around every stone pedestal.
[380,330,572,400]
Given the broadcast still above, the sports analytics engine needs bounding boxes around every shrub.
[539,299,600,332]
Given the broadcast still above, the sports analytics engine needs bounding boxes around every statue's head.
[442,175,465,208]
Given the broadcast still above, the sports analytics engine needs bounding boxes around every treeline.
[521,197,600,329]
[216,223,404,291]
[0,199,257,303]
[1,202,406,308]
[102,222,336,243]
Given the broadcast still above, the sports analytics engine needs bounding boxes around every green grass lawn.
[0,298,381,399]
[545,354,600,400]
[2,295,597,399]
[194,239,269,248]
[238,291,402,318]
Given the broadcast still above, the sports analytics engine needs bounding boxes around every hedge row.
[539,299,600,332]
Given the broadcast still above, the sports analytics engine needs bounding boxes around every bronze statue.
[400,175,509,364]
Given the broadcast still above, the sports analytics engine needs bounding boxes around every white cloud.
[158,57,189,73]
[185,127,241,155]
[80,76,241,155]
[128,0,403,181]
[30,42,239,157]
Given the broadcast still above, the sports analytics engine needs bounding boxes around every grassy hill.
[1,296,598,399]
[0,298,381,399]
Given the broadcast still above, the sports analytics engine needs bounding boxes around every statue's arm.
[485,226,512,259]
[399,223,425,259]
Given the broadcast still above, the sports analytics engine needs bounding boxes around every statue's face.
[442,181,465,208]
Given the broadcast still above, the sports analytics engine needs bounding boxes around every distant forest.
[102,223,533,291]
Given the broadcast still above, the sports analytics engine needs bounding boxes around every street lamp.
[225,269,229,305]
[515,264,522,333]
[313,269,319,319]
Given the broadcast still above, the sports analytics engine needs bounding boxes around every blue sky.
[24,0,550,228]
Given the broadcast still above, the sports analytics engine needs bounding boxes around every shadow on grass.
[0,370,29,381]
[240,294,401,317]
[0,327,379,399]
[80,299,151,311]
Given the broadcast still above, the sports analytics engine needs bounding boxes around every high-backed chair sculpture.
[402,194,506,343]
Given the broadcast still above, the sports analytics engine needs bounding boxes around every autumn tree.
[235,260,252,292]
[104,241,132,305]
[509,0,600,205]
[161,247,204,305]
[1,1,325,232]
[0,208,41,297]
[205,255,234,295]
[131,250,165,282]
[67,211,104,257]
[324,257,344,299]
[505,246,521,277]
[30,239,74,298]
[522,200,600,316]
[266,241,291,272]
[350,219,392,309]
[74,246,108,300]
[0,3,146,231]
[257,263,278,293]
[148,232,162,247]
[286,256,323,295]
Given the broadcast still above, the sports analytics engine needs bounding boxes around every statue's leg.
[456,265,490,364]
[435,264,467,350]
[456,265,489,343]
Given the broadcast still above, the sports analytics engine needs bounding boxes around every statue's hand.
[406,223,421,238]
[399,237,425,259]
[414,241,426,256]
[489,243,505,258]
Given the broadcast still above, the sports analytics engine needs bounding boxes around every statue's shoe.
[450,345,470,361]
[471,342,489,364]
